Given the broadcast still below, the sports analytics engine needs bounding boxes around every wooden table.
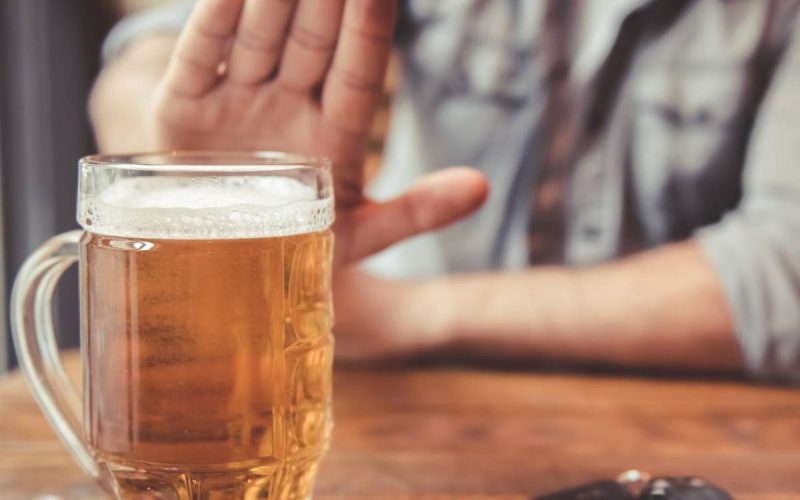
[2,354,799,499]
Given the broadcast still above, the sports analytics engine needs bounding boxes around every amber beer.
[81,169,334,498]
[8,154,335,499]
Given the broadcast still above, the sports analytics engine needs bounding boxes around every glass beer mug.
[11,152,335,499]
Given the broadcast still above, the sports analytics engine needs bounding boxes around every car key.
[534,471,733,500]
[640,477,733,500]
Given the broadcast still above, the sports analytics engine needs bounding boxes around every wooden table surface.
[1,353,799,499]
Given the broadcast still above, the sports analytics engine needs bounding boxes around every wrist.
[412,278,458,351]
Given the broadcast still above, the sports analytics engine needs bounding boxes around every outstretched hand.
[152,0,488,266]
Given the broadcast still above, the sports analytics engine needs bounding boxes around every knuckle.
[236,28,281,53]
[290,26,336,52]
[331,66,383,93]
[191,21,229,42]
[176,53,218,73]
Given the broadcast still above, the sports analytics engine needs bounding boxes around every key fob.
[535,480,635,500]
[641,477,733,500]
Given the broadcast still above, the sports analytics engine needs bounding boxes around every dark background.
[0,0,117,370]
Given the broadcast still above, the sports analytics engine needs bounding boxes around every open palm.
[153,0,393,207]
[150,0,487,266]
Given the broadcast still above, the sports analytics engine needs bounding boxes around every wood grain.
[1,353,799,499]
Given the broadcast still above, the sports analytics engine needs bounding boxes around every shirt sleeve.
[695,14,800,381]
[102,1,195,64]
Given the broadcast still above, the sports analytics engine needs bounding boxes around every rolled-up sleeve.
[696,17,800,380]
[102,1,195,64]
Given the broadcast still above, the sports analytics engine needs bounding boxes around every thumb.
[337,167,489,265]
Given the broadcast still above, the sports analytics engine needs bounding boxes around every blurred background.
[0,0,171,372]
[0,0,391,373]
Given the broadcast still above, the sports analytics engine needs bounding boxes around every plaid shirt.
[106,0,800,378]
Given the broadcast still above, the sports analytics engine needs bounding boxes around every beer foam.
[79,176,334,239]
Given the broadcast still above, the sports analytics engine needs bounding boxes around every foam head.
[79,175,334,239]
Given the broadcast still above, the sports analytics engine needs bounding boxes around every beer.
[79,174,334,498]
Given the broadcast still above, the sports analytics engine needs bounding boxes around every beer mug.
[11,152,335,499]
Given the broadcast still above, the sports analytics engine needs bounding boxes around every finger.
[322,0,397,134]
[278,0,345,93]
[338,167,489,265]
[227,0,297,85]
[163,0,244,97]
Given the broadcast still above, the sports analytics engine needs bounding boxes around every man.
[91,0,800,379]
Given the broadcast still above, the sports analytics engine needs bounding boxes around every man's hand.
[152,0,392,207]
[92,0,489,267]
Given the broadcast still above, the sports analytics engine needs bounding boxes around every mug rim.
[81,151,332,173]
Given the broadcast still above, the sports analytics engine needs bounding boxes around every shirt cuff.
[696,204,800,382]
[102,1,195,64]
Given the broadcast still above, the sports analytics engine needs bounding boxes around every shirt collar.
[573,0,654,84]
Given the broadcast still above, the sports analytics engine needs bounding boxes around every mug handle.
[10,231,107,488]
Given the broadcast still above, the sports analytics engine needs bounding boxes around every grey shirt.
[106,0,800,379]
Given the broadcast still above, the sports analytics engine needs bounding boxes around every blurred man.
[91,0,800,379]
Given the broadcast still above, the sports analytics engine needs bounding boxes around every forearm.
[89,35,176,152]
[435,240,743,372]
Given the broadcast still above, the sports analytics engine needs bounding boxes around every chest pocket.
[404,1,542,166]
[628,67,750,242]
[407,0,541,105]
